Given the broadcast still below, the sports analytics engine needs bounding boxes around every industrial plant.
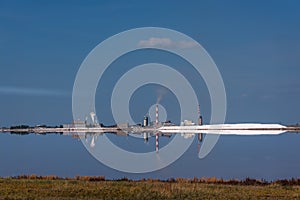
[2,103,297,153]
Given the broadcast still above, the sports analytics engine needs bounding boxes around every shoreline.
[1,124,300,134]
[1,175,300,185]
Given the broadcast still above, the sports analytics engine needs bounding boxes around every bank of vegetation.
[0,175,299,199]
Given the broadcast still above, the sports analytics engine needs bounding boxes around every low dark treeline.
[9,125,63,129]
[7,132,63,135]
[10,125,31,129]
[7,175,300,186]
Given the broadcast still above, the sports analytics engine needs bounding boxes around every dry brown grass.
[0,176,299,200]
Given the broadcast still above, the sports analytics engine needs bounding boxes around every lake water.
[0,132,299,180]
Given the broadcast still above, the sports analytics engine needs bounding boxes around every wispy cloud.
[138,37,198,49]
[0,86,69,96]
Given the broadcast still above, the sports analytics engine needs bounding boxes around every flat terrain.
[0,177,299,199]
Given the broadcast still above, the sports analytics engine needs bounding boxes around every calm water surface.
[0,132,299,180]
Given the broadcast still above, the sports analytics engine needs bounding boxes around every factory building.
[63,120,86,129]
[181,120,195,126]
[117,123,129,129]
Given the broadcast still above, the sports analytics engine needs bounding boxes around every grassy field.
[0,176,299,199]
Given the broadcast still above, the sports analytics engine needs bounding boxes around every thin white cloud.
[0,86,69,96]
[138,37,173,48]
[177,40,198,49]
[138,37,197,49]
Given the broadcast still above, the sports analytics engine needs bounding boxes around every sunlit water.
[0,132,299,180]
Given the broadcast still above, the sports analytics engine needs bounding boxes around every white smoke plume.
[156,87,168,104]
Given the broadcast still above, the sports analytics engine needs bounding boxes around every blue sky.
[0,1,300,126]
[1,0,300,180]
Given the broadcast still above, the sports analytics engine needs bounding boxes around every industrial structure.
[2,102,294,154]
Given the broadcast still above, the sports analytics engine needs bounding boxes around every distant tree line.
[9,124,63,129]
[10,125,31,129]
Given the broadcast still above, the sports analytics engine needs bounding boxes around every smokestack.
[143,116,148,127]
[198,104,203,125]
[156,104,159,126]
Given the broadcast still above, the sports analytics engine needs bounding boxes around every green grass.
[0,177,299,200]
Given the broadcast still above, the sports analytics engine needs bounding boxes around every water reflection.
[65,128,288,160]
[0,130,299,179]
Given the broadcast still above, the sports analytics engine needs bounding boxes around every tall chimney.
[156,104,159,126]
[198,104,203,125]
